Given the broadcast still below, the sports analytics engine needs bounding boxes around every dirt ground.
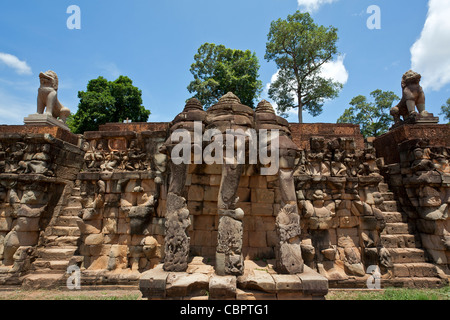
[0,287,448,300]
[0,288,144,300]
[0,288,348,300]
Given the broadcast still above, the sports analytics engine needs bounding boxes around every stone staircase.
[379,191,447,288]
[23,187,83,288]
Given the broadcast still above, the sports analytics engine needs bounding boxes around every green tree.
[440,98,450,123]
[68,76,150,134]
[187,43,263,109]
[265,11,343,123]
[337,89,399,138]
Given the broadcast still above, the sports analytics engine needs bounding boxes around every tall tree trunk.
[298,103,303,124]
[297,90,303,123]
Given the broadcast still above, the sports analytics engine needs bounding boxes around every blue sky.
[1,0,449,126]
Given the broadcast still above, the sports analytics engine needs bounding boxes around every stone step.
[392,263,440,278]
[29,268,63,275]
[408,277,448,289]
[55,216,81,227]
[386,277,447,289]
[388,248,426,264]
[380,234,419,248]
[67,196,83,208]
[381,212,406,223]
[21,274,67,290]
[382,223,414,235]
[71,187,81,196]
[47,226,81,237]
[381,192,395,201]
[48,236,80,247]
[61,206,82,216]
[37,247,77,260]
[32,259,70,272]
[39,236,79,248]
[380,200,400,213]
[378,183,390,193]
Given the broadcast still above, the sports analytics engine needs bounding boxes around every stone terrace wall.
[290,123,364,151]
[0,122,448,289]
[376,130,450,275]
[0,125,79,146]
[0,130,84,285]
[374,124,450,165]
[74,127,168,274]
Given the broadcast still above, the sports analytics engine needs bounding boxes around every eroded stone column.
[254,100,304,274]
[161,98,206,272]
[206,92,254,276]
[276,166,304,274]
[163,192,191,272]
[216,163,245,276]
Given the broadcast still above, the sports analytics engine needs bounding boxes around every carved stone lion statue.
[390,70,428,125]
[37,71,71,123]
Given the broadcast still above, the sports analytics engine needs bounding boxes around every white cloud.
[264,56,348,121]
[411,0,450,91]
[319,55,349,85]
[266,55,349,94]
[265,70,279,92]
[97,62,121,79]
[0,53,32,75]
[297,0,339,13]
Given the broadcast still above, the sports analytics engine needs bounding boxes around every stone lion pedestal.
[24,113,70,131]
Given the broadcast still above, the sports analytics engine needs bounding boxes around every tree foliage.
[440,98,450,123]
[265,11,343,123]
[337,89,399,138]
[68,76,150,134]
[187,43,263,109]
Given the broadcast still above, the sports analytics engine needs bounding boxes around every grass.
[327,286,450,300]
[0,286,449,300]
